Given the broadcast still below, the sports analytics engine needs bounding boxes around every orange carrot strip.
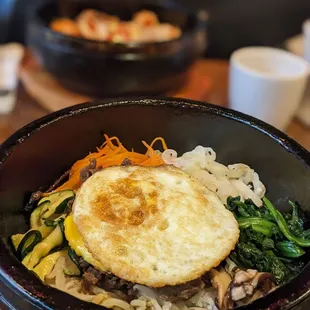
[149,137,168,151]
[51,135,167,193]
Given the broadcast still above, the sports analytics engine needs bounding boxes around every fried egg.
[64,215,107,271]
[73,165,239,287]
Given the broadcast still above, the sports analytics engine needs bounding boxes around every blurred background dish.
[50,9,182,43]
[3,0,310,58]
[26,0,207,97]
[1,1,310,163]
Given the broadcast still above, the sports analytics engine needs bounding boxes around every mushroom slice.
[227,271,276,308]
[250,272,276,294]
[210,268,232,310]
[236,290,264,307]
[230,286,247,301]
[233,269,257,285]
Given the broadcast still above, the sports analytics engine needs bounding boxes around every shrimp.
[132,10,159,27]
[76,9,119,41]
[50,18,80,37]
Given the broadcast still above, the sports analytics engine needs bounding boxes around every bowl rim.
[1,97,309,166]
[0,97,310,310]
[30,0,207,51]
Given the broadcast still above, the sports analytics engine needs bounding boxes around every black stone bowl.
[0,98,310,310]
[26,0,207,97]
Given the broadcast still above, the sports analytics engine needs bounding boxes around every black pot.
[0,98,310,309]
[26,0,207,97]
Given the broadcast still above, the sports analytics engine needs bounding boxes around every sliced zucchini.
[11,225,54,252]
[17,230,42,260]
[22,224,64,269]
[38,190,74,220]
[68,247,80,268]
[44,214,66,228]
[11,234,24,251]
[63,254,81,276]
[44,219,56,227]
[66,247,81,276]
[32,250,66,281]
[37,225,55,239]
[30,202,48,229]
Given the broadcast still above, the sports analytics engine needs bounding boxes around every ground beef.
[82,266,103,292]
[99,274,134,292]
[121,158,132,166]
[79,159,102,182]
[157,278,205,302]
[80,262,135,299]
[25,191,44,211]
[80,261,204,302]
[79,257,90,272]
[65,199,74,214]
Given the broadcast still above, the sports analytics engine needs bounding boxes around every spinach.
[275,241,305,258]
[235,242,293,284]
[263,198,310,247]
[265,250,293,284]
[286,201,308,237]
[279,257,305,274]
[226,196,308,285]
[227,196,262,217]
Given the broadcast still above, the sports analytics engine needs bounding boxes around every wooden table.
[1,59,310,149]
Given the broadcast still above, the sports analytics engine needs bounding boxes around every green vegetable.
[11,224,54,252]
[241,227,275,251]
[63,252,81,277]
[265,250,293,284]
[30,203,47,229]
[252,224,273,237]
[227,197,274,219]
[65,248,81,276]
[44,219,57,227]
[63,264,81,276]
[236,242,293,284]
[32,250,66,281]
[276,241,306,258]
[226,196,309,285]
[17,230,42,260]
[237,217,276,236]
[229,251,250,268]
[262,238,275,250]
[279,257,305,274]
[286,201,308,237]
[263,197,310,247]
[22,224,64,269]
[302,229,310,239]
[44,215,66,228]
[68,247,80,268]
[58,218,65,234]
[38,190,74,220]
[236,242,269,272]
[11,234,24,251]
[227,197,261,217]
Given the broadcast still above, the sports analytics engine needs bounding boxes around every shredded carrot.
[51,135,168,193]
[149,137,168,150]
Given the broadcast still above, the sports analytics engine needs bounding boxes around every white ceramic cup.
[303,19,310,63]
[229,47,310,130]
[0,43,24,114]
